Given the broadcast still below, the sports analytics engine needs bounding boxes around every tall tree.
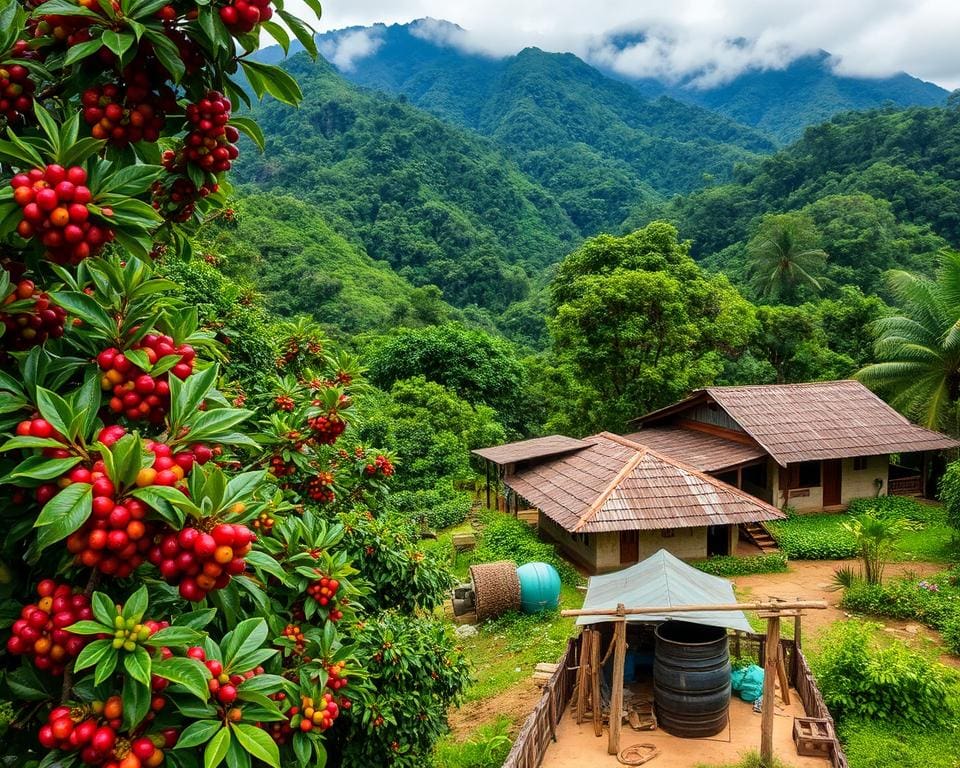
[857,250,960,431]
[746,213,828,303]
[547,222,755,433]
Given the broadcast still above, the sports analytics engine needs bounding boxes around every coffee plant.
[0,0,469,765]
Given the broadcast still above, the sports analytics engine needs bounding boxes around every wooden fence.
[793,648,849,768]
[502,637,579,768]
[502,630,847,768]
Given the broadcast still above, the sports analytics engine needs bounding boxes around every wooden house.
[474,432,785,573]
[628,380,959,512]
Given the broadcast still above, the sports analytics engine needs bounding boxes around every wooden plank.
[777,644,791,705]
[608,609,627,755]
[591,628,602,737]
[562,600,827,617]
[761,617,781,767]
[575,631,589,724]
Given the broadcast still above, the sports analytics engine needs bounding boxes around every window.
[660,529,675,538]
[853,456,868,471]
[792,461,821,488]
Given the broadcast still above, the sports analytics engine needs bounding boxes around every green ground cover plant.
[766,514,859,559]
[838,721,960,768]
[471,511,580,586]
[432,716,513,768]
[694,553,788,576]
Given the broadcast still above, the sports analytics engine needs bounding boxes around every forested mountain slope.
[234,54,580,311]
[638,106,960,296]
[308,24,773,233]
[311,21,947,148]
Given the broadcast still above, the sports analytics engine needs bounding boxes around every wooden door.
[620,531,639,564]
[823,459,842,507]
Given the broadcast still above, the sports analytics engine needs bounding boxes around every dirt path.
[732,559,960,667]
[446,683,543,741]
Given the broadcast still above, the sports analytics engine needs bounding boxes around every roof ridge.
[572,437,648,532]
[706,379,860,392]
[601,433,785,518]
[645,444,784,515]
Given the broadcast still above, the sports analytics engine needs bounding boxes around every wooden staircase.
[740,522,778,553]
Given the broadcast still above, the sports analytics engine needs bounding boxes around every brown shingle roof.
[472,435,592,465]
[636,381,960,466]
[622,426,766,472]
[505,433,784,534]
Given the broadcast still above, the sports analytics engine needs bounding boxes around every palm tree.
[857,250,960,432]
[746,213,828,303]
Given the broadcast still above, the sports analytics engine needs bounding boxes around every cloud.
[288,0,960,89]
[317,27,385,72]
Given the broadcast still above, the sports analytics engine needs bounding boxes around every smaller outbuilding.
[474,432,784,574]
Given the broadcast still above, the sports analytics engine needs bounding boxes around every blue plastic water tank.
[516,562,561,614]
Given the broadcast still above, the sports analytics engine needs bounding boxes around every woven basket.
[470,560,520,620]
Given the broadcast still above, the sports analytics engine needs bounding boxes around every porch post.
[485,461,491,510]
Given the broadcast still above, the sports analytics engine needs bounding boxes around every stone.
[454,624,478,638]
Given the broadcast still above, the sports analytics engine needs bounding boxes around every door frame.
[823,459,842,507]
[619,530,639,564]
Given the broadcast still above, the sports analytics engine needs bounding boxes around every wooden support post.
[761,615,781,768]
[591,629,602,737]
[792,613,802,683]
[575,631,589,725]
[485,461,490,510]
[776,644,791,705]
[608,605,627,755]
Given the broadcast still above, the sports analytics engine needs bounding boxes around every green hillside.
[636,106,960,296]
[234,54,580,312]
[197,193,459,334]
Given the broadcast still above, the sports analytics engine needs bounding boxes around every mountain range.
[308,20,948,145]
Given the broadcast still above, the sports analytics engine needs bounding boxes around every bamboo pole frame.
[564,599,827,765]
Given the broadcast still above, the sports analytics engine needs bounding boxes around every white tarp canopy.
[575,549,753,633]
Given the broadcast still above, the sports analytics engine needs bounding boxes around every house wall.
[638,527,708,562]
[685,404,745,433]
[841,455,889,504]
[771,455,889,512]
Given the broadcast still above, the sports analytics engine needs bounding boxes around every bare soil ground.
[732,559,960,667]
[446,681,543,741]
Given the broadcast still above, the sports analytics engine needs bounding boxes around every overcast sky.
[288,0,960,89]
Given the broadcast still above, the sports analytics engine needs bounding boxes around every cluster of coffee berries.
[66,468,154,578]
[251,509,275,533]
[7,581,93,674]
[306,574,343,620]
[326,659,349,692]
[268,454,296,478]
[184,92,239,174]
[187,646,263,706]
[81,77,177,146]
[135,440,205,488]
[281,624,306,657]
[148,522,254,601]
[0,55,35,125]
[218,0,273,35]
[150,171,216,222]
[295,692,339,732]
[38,696,172,768]
[363,454,395,478]
[305,472,334,503]
[97,335,195,423]
[274,394,294,411]
[307,410,346,445]
[1,279,67,352]
[11,165,113,264]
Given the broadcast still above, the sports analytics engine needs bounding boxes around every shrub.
[847,495,944,524]
[812,621,958,726]
[841,575,960,631]
[766,514,858,559]
[472,512,580,586]
[838,719,960,768]
[432,716,513,768]
[940,460,960,531]
[693,553,788,576]
[391,488,473,530]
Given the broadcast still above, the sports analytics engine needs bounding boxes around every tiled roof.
[472,435,592,465]
[505,433,785,534]
[622,426,766,472]
[636,380,960,466]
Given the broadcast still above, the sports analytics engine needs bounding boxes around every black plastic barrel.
[653,621,731,738]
